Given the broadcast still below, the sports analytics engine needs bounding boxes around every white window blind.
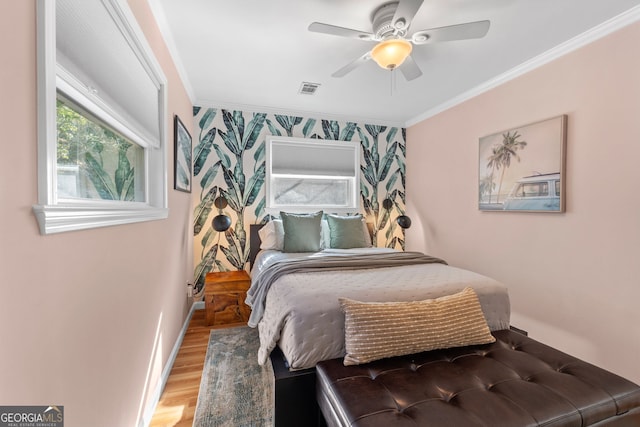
[56,0,163,148]
[266,137,360,214]
[271,142,356,177]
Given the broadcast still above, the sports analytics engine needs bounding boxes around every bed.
[246,215,511,426]
[249,248,510,370]
[246,218,510,371]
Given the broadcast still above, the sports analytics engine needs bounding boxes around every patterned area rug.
[193,326,274,426]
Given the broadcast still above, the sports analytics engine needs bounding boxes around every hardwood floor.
[149,308,231,427]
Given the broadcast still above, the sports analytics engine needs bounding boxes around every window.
[33,0,168,234]
[266,136,360,214]
[56,97,145,202]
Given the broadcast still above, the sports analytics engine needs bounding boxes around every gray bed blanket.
[245,251,446,327]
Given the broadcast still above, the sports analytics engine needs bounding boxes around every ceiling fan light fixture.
[371,38,412,70]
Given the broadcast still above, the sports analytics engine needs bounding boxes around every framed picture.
[174,115,192,193]
[478,115,567,212]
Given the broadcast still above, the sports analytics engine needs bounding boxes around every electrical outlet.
[187,283,194,297]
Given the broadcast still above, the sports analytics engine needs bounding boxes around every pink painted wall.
[407,21,640,384]
[0,1,193,426]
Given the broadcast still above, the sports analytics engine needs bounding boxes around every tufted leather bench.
[316,329,640,426]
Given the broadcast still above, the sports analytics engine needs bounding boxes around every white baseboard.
[139,300,204,427]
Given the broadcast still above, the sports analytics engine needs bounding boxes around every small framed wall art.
[478,115,567,213]
[174,115,192,193]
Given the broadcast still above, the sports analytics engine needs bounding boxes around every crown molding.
[405,5,640,128]
[146,0,196,103]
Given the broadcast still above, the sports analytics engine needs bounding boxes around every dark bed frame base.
[270,346,326,427]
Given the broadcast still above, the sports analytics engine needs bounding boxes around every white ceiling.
[149,0,640,127]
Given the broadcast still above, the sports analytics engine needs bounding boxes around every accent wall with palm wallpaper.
[191,107,407,292]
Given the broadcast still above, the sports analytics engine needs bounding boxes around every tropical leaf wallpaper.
[191,107,407,291]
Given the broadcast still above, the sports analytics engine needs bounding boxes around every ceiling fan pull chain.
[390,68,398,96]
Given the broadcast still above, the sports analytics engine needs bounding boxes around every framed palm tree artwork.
[479,115,567,212]
[174,115,192,193]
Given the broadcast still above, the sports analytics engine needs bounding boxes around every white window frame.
[33,0,168,235]
[265,136,360,214]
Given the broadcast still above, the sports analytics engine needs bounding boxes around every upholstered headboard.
[249,223,266,268]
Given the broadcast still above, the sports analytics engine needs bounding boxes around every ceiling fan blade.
[332,51,372,78]
[412,20,490,45]
[400,55,423,81]
[392,0,424,31]
[308,22,374,41]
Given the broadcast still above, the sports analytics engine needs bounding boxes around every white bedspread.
[251,249,510,370]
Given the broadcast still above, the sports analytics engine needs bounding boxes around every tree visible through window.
[56,98,144,202]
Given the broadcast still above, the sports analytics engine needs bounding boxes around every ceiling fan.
[308,0,490,81]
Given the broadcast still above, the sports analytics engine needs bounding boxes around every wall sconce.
[212,196,232,232]
[396,215,412,229]
[382,198,411,229]
[207,195,233,276]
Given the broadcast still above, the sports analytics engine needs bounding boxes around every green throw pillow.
[280,211,323,253]
[327,214,368,249]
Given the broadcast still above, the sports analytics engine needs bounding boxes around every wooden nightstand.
[204,270,251,326]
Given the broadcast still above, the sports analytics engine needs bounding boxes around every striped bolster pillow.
[340,287,496,366]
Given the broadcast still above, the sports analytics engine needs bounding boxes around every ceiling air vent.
[299,82,320,95]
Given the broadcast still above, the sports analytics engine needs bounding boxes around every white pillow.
[258,220,284,250]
